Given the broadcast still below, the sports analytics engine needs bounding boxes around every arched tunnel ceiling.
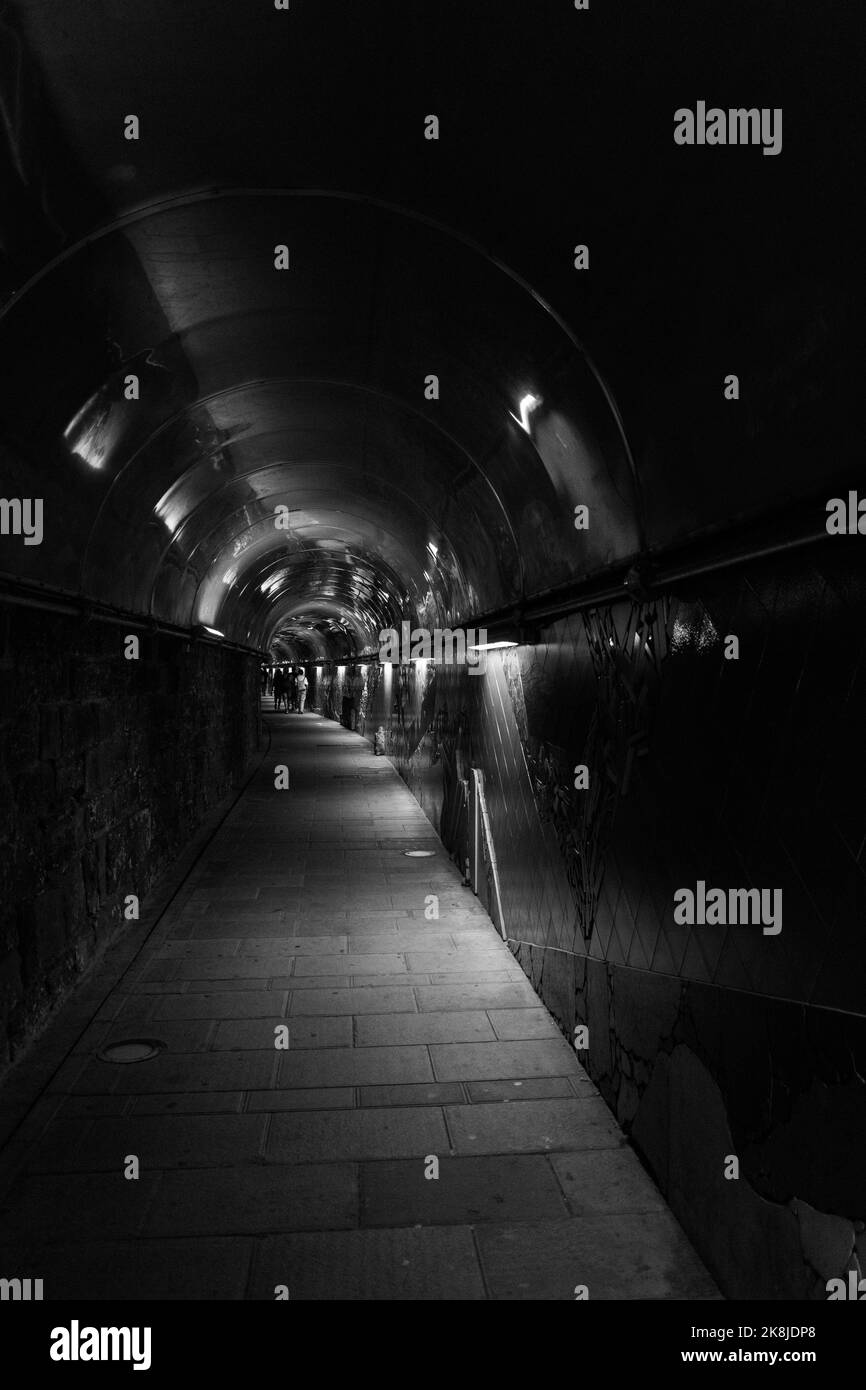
[0,192,640,649]
[0,3,857,655]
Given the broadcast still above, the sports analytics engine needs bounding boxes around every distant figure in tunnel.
[296,666,308,712]
[273,667,286,711]
[287,666,298,712]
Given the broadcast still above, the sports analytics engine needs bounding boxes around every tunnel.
[0,0,863,1314]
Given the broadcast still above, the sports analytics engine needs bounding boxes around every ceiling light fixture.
[509,392,542,434]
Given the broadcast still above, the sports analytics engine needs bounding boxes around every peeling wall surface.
[341,544,866,1299]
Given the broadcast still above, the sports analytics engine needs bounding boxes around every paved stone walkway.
[0,710,719,1299]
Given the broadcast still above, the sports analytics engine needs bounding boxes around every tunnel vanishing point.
[0,1,862,1303]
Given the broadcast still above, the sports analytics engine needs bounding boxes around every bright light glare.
[62,399,110,470]
[509,393,542,434]
[466,640,518,652]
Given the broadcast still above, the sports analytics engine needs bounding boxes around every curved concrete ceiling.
[0,3,856,658]
[0,192,639,652]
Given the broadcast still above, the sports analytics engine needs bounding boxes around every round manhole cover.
[404,850,436,857]
[96,1039,166,1064]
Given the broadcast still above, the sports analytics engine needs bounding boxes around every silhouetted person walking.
[273,668,286,711]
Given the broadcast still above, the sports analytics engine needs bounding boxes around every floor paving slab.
[445,1098,627,1155]
[247,1227,486,1300]
[475,1214,722,1301]
[430,1038,583,1082]
[142,1163,358,1236]
[549,1149,668,1216]
[266,1106,448,1163]
[28,1237,254,1301]
[279,1044,434,1088]
[213,1016,352,1050]
[289,987,417,1016]
[355,1010,496,1047]
[360,1153,571,1227]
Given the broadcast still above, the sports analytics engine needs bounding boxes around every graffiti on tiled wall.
[521,600,673,947]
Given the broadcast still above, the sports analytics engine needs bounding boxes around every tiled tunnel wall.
[345,543,866,1300]
[0,607,261,1072]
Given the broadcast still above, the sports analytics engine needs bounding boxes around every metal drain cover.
[97,1039,166,1064]
[404,850,436,857]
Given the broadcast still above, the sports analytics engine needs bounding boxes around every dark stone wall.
[0,607,261,1072]
[353,543,866,1299]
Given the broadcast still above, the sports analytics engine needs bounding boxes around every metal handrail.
[470,767,507,942]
